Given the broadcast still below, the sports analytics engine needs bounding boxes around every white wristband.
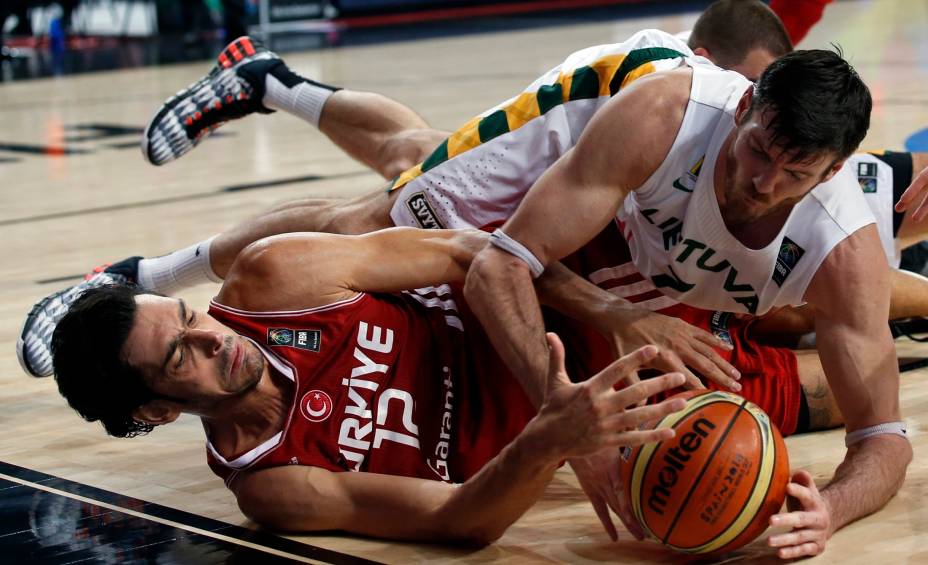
[489,229,545,278]
[844,421,908,447]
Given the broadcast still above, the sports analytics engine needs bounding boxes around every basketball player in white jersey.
[50,227,689,543]
[462,37,906,560]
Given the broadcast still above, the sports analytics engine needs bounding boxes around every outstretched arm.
[768,226,912,559]
[218,227,487,311]
[464,70,691,406]
[464,71,691,539]
[233,337,687,543]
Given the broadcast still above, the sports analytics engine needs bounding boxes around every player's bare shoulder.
[217,234,355,311]
[576,67,693,193]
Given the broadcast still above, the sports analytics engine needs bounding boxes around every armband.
[489,229,545,278]
[844,421,907,447]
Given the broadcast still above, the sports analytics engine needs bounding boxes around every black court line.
[899,357,928,373]
[0,460,382,565]
[37,274,91,285]
[106,140,149,149]
[64,124,145,143]
[0,142,90,156]
[224,175,326,192]
[0,171,368,228]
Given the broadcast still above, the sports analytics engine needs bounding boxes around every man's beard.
[721,147,793,228]
[219,336,264,395]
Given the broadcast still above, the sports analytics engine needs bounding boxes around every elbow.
[431,512,505,547]
[235,481,327,533]
[466,527,505,547]
[463,246,531,303]
[237,492,282,530]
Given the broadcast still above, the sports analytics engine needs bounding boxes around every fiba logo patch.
[772,237,805,287]
[267,328,321,352]
[300,390,334,422]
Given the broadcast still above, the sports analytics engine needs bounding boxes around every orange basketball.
[619,390,789,554]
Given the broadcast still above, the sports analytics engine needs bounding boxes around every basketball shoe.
[16,257,142,378]
[142,36,280,166]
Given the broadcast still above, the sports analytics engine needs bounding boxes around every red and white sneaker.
[141,36,282,166]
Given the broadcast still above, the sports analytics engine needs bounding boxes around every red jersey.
[205,285,535,487]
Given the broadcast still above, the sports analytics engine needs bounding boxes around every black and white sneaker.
[16,257,142,378]
[142,36,281,166]
[890,317,928,342]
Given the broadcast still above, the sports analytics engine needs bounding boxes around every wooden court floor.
[2,1,928,562]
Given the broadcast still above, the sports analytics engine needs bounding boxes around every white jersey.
[617,63,876,315]
[389,29,696,230]
[388,31,893,316]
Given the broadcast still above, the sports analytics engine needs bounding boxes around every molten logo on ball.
[647,417,716,516]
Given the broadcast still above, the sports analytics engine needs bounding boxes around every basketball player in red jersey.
[16,1,928,556]
[50,227,689,542]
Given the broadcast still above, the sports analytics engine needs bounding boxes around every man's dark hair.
[749,48,872,164]
[689,0,793,69]
[52,284,160,438]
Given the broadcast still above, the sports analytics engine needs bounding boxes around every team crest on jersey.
[267,328,321,352]
[406,192,444,229]
[772,237,805,287]
[300,390,334,422]
[672,155,705,193]
[857,162,878,193]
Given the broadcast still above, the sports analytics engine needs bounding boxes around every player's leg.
[793,350,843,432]
[142,36,447,178]
[209,189,398,278]
[316,91,448,179]
[17,185,401,378]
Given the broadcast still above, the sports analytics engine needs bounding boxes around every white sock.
[263,74,334,127]
[137,236,222,295]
